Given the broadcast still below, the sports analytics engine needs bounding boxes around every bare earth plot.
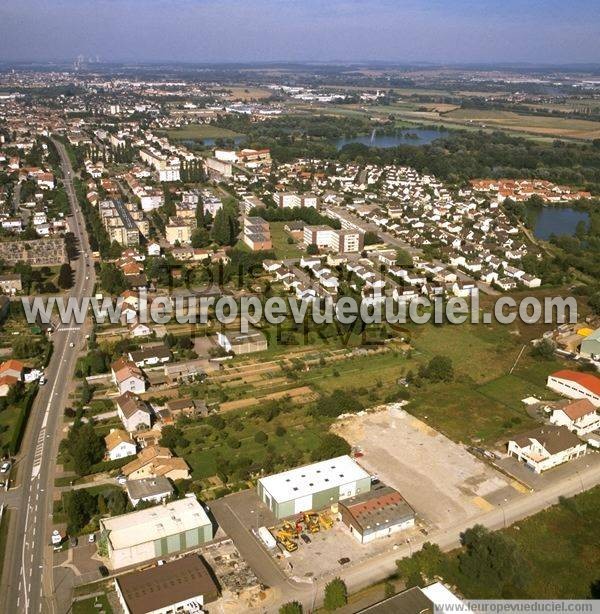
[333,406,517,529]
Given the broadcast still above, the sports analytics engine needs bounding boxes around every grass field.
[269,221,304,258]
[165,124,244,141]
[397,486,600,599]
[400,322,567,445]
[72,594,113,614]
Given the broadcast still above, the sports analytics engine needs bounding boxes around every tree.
[306,243,319,255]
[279,602,303,614]
[64,489,97,533]
[312,434,351,462]
[313,389,363,418]
[81,378,92,405]
[57,263,73,289]
[99,263,127,294]
[324,578,348,610]
[458,525,529,595]
[159,425,189,449]
[65,419,105,475]
[364,231,382,245]
[254,430,268,444]
[530,339,555,360]
[420,355,454,383]
[191,226,211,248]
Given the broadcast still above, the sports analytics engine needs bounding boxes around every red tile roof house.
[549,399,600,436]
[0,360,25,397]
[111,358,147,395]
[547,370,600,408]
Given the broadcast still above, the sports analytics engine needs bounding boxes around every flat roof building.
[115,554,219,614]
[257,455,371,519]
[100,495,213,569]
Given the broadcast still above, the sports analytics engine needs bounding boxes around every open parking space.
[495,451,600,491]
[332,405,524,529]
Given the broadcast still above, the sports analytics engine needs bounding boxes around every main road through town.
[0,139,95,614]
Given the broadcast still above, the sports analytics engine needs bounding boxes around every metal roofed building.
[339,483,415,544]
[100,495,213,569]
[115,554,219,614]
[257,455,371,519]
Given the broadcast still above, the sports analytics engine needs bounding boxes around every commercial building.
[339,484,415,544]
[216,328,268,355]
[580,329,600,361]
[547,370,600,407]
[357,582,467,614]
[507,425,587,473]
[115,555,219,614]
[257,455,371,519]
[100,495,213,569]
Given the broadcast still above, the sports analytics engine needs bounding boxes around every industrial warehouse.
[257,455,372,519]
[100,495,214,569]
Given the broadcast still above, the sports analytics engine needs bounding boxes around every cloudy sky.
[0,0,598,64]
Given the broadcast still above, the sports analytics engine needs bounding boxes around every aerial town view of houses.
[0,3,600,614]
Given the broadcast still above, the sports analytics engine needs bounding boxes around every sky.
[0,0,599,65]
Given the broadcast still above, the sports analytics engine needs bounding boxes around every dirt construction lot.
[333,405,523,529]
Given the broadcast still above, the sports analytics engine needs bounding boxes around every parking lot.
[210,483,424,583]
[495,450,600,490]
[333,405,524,529]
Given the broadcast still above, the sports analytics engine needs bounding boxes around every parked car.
[88,533,95,544]
[98,565,109,577]
[300,534,311,544]
[116,475,126,485]
[0,461,11,474]
[338,557,351,565]
[69,536,78,547]
[39,376,47,386]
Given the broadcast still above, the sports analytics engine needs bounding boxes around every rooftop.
[258,455,370,503]
[126,476,174,501]
[116,555,219,614]
[101,496,210,550]
[340,484,415,535]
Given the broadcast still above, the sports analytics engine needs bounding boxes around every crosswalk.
[31,428,46,479]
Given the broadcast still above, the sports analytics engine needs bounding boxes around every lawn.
[72,594,113,614]
[269,221,304,259]
[165,124,244,141]
[397,486,600,599]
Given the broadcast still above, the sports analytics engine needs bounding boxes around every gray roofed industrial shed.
[115,555,219,614]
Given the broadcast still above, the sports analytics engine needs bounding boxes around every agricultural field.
[441,108,600,140]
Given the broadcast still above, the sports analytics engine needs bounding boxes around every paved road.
[222,459,600,612]
[0,139,95,614]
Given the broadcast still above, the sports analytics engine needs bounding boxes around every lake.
[525,204,590,240]
[335,128,450,150]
